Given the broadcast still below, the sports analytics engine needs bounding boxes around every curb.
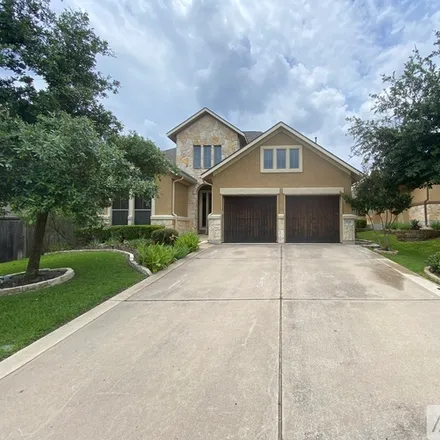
[0,244,212,381]
[0,268,74,296]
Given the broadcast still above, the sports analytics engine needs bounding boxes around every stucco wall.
[211,129,353,215]
[154,174,173,215]
[174,182,188,217]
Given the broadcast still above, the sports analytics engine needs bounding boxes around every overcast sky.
[54,0,440,168]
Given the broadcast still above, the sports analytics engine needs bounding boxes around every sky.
[53,0,440,168]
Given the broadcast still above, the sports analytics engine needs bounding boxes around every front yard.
[0,252,144,360]
[358,230,440,275]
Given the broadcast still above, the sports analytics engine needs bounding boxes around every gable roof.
[167,107,247,143]
[201,122,363,179]
[162,147,176,163]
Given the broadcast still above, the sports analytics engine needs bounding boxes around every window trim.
[260,145,303,173]
[193,145,201,169]
[203,145,212,169]
[214,145,222,165]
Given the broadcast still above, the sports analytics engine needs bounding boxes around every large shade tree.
[0,112,172,278]
[348,31,440,190]
[0,0,173,278]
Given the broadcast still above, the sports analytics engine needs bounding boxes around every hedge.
[77,225,165,244]
[355,219,367,229]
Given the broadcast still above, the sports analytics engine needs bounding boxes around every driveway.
[1,244,440,439]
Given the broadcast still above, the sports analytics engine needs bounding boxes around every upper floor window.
[193,145,201,168]
[214,145,222,165]
[193,144,222,169]
[203,145,212,168]
[261,146,302,173]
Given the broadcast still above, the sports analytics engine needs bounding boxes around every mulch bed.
[0,270,67,289]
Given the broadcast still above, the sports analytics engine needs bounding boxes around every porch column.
[128,196,135,225]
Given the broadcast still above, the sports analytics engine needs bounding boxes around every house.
[367,186,440,227]
[145,107,362,244]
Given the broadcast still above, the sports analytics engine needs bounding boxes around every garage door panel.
[286,195,340,243]
[224,196,277,243]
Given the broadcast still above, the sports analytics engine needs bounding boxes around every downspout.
[424,187,430,227]
[172,175,185,230]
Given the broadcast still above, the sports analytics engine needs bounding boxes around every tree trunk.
[25,212,49,280]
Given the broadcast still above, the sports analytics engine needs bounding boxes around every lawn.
[358,230,440,275]
[0,252,144,360]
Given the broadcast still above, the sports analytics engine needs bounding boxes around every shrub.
[355,219,367,229]
[76,226,110,244]
[137,243,175,273]
[388,222,411,230]
[175,231,200,252]
[151,228,179,246]
[410,219,421,230]
[76,225,164,244]
[427,251,440,275]
[173,244,190,260]
[431,221,440,230]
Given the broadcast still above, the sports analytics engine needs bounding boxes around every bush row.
[77,225,165,244]
[427,252,440,275]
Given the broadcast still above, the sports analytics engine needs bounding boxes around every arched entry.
[198,185,212,234]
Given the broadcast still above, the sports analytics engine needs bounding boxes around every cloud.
[55,0,440,163]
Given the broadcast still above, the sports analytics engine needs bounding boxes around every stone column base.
[342,214,356,244]
[150,215,175,229]
[208,214,222,244]
[277,214,285,243]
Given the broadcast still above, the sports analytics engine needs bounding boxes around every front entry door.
[198,189,212,233]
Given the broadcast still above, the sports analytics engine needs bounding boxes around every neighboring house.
[367,186,440,227]
[147,107,362,244]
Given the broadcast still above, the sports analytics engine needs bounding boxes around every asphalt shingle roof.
[243,131,263,143]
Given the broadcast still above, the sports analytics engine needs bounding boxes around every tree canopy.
[348,31,440,190]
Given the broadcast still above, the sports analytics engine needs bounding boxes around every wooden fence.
[0,216,77,263]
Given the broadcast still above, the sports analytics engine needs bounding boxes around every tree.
[344,171,412,250]
[0,111,172,279]
[0,0,121,135]
[348,31,440,190]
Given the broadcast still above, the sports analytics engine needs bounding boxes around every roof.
[161,148,197,184]
[166,107,247,143]
[243,131,263,143]
[162,148,176,164]
[201,122,363,180]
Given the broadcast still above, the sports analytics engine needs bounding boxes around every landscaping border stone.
[0,268,74,296]
[424,267,440,284]
[395,229,440,241]
[49,248,152,276]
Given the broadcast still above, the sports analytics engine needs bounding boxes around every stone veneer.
[208,214,222,243]
[176,114,241,232]
[409,203,440,226]
[277,215,285,243]
[342,214,356,243]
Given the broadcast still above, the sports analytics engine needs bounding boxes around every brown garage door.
[285,195,340,243]
[224,196,277,243]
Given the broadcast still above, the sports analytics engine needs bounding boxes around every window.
[263,149,273,169]
[289,148,300,169]
[134,197,151,225]
[193,145,201,168]
[214,145,222,165]
[203,145,212,168]
[261,146,302,172]
[276,149,286,169]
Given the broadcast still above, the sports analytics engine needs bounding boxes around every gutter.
[172,175,185,230]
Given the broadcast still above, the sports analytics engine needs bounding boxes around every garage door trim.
[220,187,280,195]
[283,187,344,195]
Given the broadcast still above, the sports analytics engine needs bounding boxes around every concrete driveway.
[1,244,440,439]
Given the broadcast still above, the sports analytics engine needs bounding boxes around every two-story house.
[148,108,362,244]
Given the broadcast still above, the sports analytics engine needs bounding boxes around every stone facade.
[409,203,440,226]
[342,214,356,244]
[208,214,222,243]
[149,215,174,228]
[277,215,285,243]
[175,114,241,232]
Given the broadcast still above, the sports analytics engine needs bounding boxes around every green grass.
[358,230,440,274]
[0,252,144,360]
